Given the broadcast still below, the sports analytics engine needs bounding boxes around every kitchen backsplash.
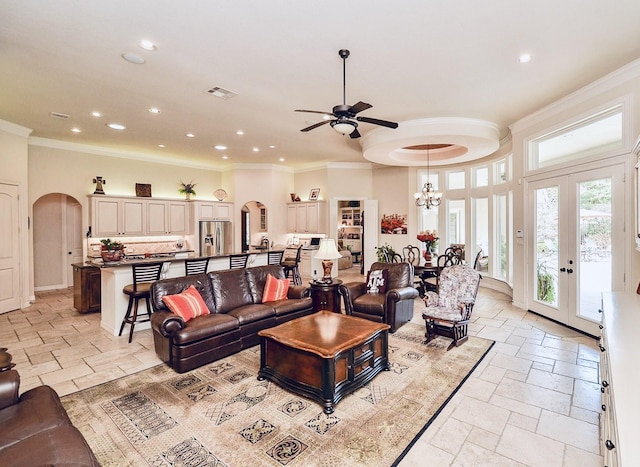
[88,237,191,257]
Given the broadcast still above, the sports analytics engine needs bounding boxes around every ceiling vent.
[205,86,237,100]
[49,111,70,120]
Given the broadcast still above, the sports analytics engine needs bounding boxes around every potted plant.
[179,180,197,200]
[100,238,125,262]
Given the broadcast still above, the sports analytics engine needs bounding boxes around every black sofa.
[150,264,314,373]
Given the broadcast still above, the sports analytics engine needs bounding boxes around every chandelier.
[414,148,442,209]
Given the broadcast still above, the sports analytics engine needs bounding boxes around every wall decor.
[135,183,152,197]
[214,189,227,201]
[92,176,106,195]
[380,214,407,234]
[309,188,320,201]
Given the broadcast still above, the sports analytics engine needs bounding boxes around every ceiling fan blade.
[295,109,333,116]
[349,101,372,114]
[356,116,399,129]
[349,128,361,139]
[300,120,331,132]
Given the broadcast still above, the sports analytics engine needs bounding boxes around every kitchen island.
[94,250,282,337]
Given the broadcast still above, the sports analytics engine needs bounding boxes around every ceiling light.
[214,145,227,150]
[279,157,285,162]
[331,119,357,135]
[222,155,228,160]
[186,133,195,138]
[322,114,331,120]
[91,111,102,118]
[158,144,165,148]
[252,147,259,152]
[414,148,442,210]
[121,53,145,64]
[138,40,156,51]
[236,130,244,135]
[148,107,161,114]
[269,145,276,149]
[106,123,126,130]
[71,127,81,133]
[518,54,533,63]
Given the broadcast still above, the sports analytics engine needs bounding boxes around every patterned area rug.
[62,324,493,467]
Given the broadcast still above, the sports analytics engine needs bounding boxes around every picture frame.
[309,188,320,201]
[135,183,152,197]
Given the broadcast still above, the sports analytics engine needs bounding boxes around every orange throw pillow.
[161,285,210,322]
[262,273,290,302]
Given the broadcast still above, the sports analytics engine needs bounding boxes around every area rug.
[62,324,493,467]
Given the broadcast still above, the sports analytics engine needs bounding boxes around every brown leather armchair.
[339,262,419,332]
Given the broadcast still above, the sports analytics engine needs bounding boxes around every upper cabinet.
[287,201,326,233]
[194,201,233,221]
[89,195,190,237]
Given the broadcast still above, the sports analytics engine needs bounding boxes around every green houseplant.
[179,180,197,200]
[100,238,125,262]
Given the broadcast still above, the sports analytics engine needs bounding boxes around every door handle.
[559,267,566,272]
[567,268,573,274]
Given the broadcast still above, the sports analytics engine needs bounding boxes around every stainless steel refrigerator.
[199,221,232,257]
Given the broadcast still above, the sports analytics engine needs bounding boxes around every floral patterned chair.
[422,264,481,350]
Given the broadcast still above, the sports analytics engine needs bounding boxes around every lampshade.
[314,239,341,260]
[331,120,356,135]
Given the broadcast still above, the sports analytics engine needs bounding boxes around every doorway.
[526,163,624,336]
[0,182,21,313]
[33,194,83,291]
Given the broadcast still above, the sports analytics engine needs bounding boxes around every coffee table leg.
[324,404,335,414]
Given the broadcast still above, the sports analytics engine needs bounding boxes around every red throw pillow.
[161,285,210,322]
[366,269,389,294]
[262,273,290,302]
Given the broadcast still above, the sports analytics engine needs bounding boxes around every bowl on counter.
[101,250,124,262]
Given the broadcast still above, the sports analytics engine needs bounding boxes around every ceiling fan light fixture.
[331,120,356,135]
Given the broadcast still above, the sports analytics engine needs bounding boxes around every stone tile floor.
[0,274,602,466]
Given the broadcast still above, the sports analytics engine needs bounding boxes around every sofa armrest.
[338,281,367,315]
[287,285,310,300]
[0,369,20,410]
[151,311,186,337]
[386,286,419,302]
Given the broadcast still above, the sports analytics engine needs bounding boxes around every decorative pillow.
[262,273,290,302]
[366,269,389,294]
[162,285,210,322]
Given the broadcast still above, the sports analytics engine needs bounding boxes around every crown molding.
[0,119,32,137]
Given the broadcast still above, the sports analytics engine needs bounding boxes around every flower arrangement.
[100,238,125,262]
[100,238,125,251]
[417,230,439,250]
[179,180,197,199]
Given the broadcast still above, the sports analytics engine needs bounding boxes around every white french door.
[526,163,625,336]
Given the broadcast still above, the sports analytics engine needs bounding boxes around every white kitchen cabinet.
[195,201,233,221]
[146,200,189,235]
[90,196,145,237]
[287,201,326,233]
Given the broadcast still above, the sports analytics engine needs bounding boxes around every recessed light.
[158,144,165,148]
[106,123,126,130]
[186,133,195,138]
[138,40,156,51]
[518,53,533,64]
[91,111,102,118]
[121,53,145,64]
[252,147,259,152]
[222,155,229,160]
[236,130,244,135]
[322,114,331,120]
[269,145,276,149]
[71,127,81,133]
[279,157,285,162]
[148,107,161,114]
[214,145,227,150]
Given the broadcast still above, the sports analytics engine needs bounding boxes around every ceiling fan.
[295,49,398,139]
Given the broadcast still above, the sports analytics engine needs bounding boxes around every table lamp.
[314,239,341,282]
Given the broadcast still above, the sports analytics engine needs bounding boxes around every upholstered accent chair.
[422,264,481,350]
[339,261,419,333]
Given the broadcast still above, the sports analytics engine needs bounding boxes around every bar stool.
[229,253,249,269]
[185,257,209,275]
[282,245,303,285]
[267,250,284,265]
[119,261,164,343]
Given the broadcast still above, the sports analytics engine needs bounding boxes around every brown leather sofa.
[0,352,99,466]
[339,261,419,333]
[150,264,313,373]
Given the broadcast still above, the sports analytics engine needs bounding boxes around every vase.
[422,246,435,264]
[101,249,124,262]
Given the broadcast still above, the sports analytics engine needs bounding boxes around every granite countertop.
[86,249,284,268]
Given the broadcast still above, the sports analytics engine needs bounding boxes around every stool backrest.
[131,262,164,291]
[229,253,249,269]
[185,257,210,275]
[267,250,284,265]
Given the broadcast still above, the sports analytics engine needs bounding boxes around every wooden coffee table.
[258,311,390,414]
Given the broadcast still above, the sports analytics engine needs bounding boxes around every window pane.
[495,194,508,280]
[494,159,507,184]
[474,166,488,187]
[473,197,489,272]
[448,171,465,189]
[532,107,623,170]
[447,199,466,246]
[534,187,558,306]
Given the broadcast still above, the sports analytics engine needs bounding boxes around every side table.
[310,279,343,313]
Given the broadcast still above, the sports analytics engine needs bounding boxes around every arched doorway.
[33,194,83,291]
